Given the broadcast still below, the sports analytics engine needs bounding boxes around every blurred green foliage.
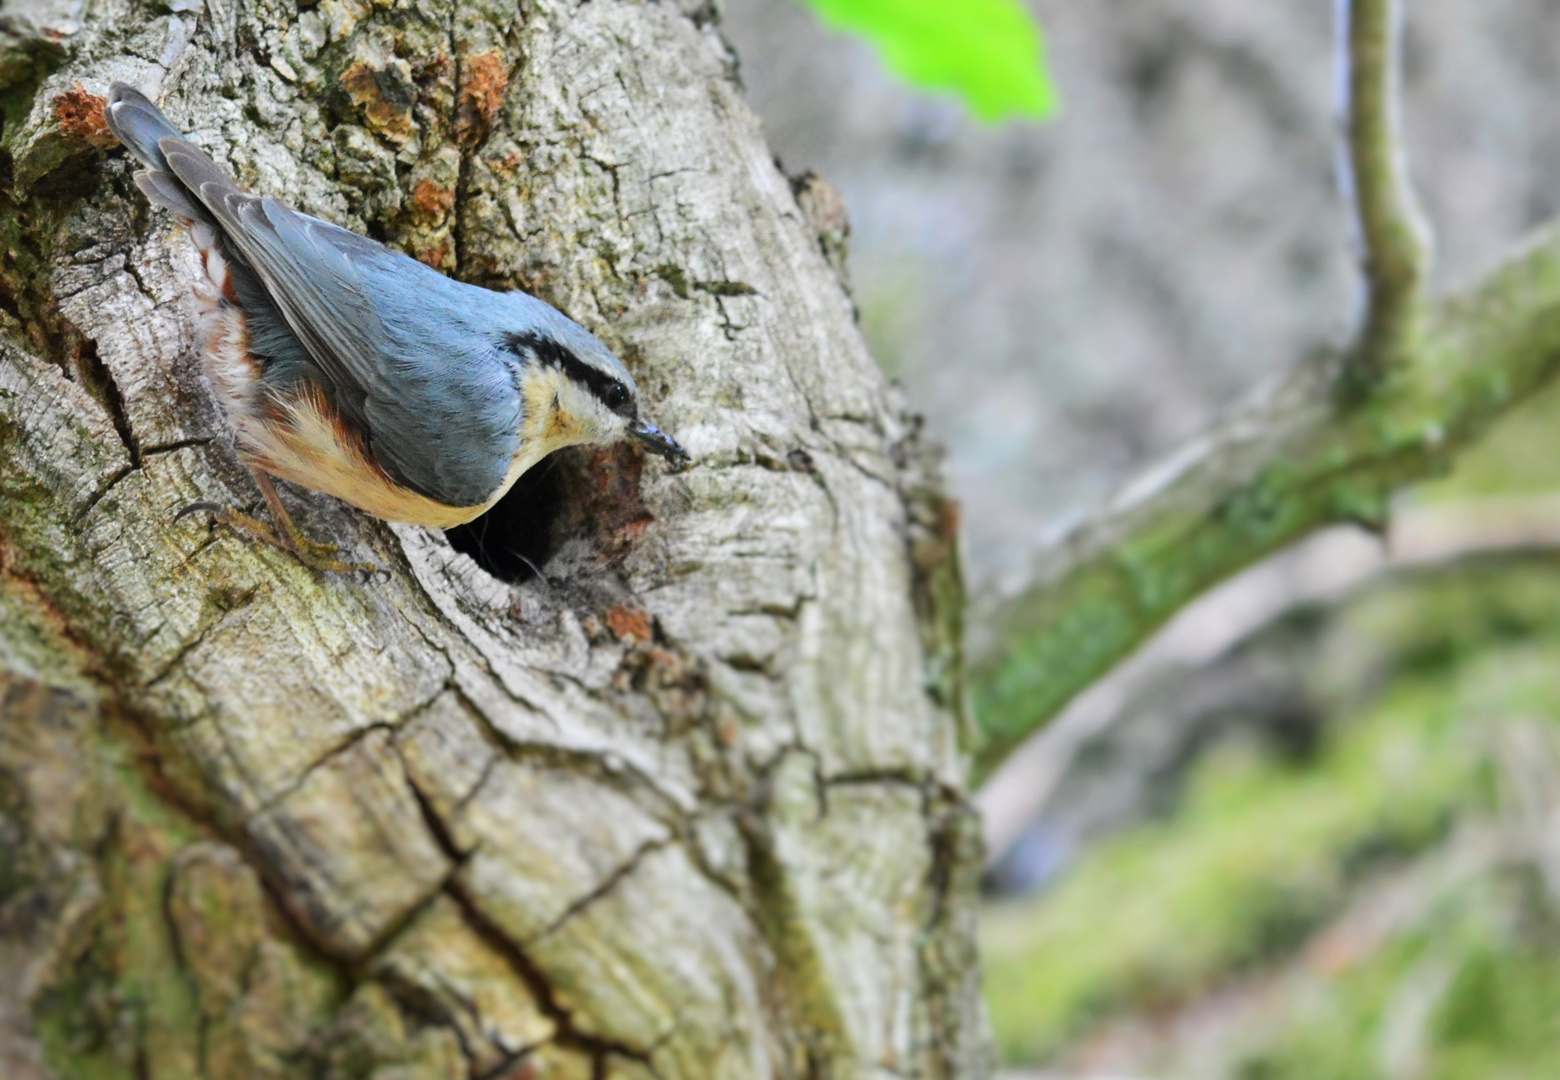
[1419,379,1560,502]
[795,0,1057,122]
[982,556,1560,1073]
[1241,875,1560,1080]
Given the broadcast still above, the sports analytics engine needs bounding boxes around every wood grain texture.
[0,0,985,1076]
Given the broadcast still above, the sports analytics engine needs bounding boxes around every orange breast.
[235,387,538,528]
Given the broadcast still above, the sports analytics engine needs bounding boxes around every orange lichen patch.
[420,52,452,85]
[54,84,115,146]
[642,644,707,719]
[610,632,706,717]
[488,150,526,176]
[414,242,453,271]
[409,179,455,223]
[606,604,654,644]
[340,60,416,139]
[456,51,508,142]
[550,443,656,562]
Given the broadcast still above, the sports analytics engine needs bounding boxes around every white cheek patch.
[571,388,625,445]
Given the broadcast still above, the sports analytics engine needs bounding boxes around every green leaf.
[796,0,1057,123]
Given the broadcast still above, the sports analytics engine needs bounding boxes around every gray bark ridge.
[0,0,988,1078]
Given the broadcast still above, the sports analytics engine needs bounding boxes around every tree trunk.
[0,2,988,1078]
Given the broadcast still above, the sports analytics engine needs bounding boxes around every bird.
[103,82,688,573]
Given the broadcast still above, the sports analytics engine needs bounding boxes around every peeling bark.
[0,1,987,1077]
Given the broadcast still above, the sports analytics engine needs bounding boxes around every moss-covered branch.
[965,0,1544,777]
[971,221,1560,775]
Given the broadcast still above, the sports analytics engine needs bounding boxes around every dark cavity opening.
[444,453,564,583]
[444,443,654,585]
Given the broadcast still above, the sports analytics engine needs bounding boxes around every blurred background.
[723,2,1560,1077]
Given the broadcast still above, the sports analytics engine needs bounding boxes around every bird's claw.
[173,500,225,524]
[285,533,382,576]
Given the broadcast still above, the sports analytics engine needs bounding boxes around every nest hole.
[444,443,654,585]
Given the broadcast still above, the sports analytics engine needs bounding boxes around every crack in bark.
[131,741,490,1080]
[76,438,213,523]
[445,879,667,1076]
[117,248,160,307]
[74,336,140,468]
[444,676,694,822]
[402,738,479,863]
[915,796,985,1077]
[373,972,487,1076]
[168,532,225,575]
[410,597,680,793]
[87,704,371,1064]
[530,835,673,943]
[245,720,400,817]
[358,860,469,965]
[143,622,219,691]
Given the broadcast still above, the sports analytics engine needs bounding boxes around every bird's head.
[501,321,688,464]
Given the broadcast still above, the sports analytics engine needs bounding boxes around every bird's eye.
[606,382,628,410]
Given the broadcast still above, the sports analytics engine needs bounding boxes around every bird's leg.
[173,501,285,548]
[250,470,380,574]
[175,472,378,574]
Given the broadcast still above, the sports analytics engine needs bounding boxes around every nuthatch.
[104,83,687,572]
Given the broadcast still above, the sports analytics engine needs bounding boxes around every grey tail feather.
[161,143,242,209]
[105,82,223,226]
[133,171,207,224]
[104,83,182,172]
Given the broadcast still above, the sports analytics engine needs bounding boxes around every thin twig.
[1338,0,1433,372]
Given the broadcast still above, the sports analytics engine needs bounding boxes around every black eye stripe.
[504,331,635,418]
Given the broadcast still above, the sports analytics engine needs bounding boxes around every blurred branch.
[963,0,1553,779]
[1492,719,1560,902]
[977,495,1560,861]
[1339,0,1432,373]
[970,221,1560,778]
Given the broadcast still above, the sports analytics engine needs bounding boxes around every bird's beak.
[630,418,691,462]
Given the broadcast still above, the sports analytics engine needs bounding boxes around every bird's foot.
[174,502,380,575]
[283,531,382,575]
[174,501,283,547]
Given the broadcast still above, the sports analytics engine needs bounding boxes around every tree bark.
[0,2,985,1078]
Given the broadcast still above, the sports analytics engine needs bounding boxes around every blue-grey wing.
[160,143,520,508]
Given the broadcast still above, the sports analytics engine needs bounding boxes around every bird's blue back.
[106,82,635,509]
[225,204,636,508]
